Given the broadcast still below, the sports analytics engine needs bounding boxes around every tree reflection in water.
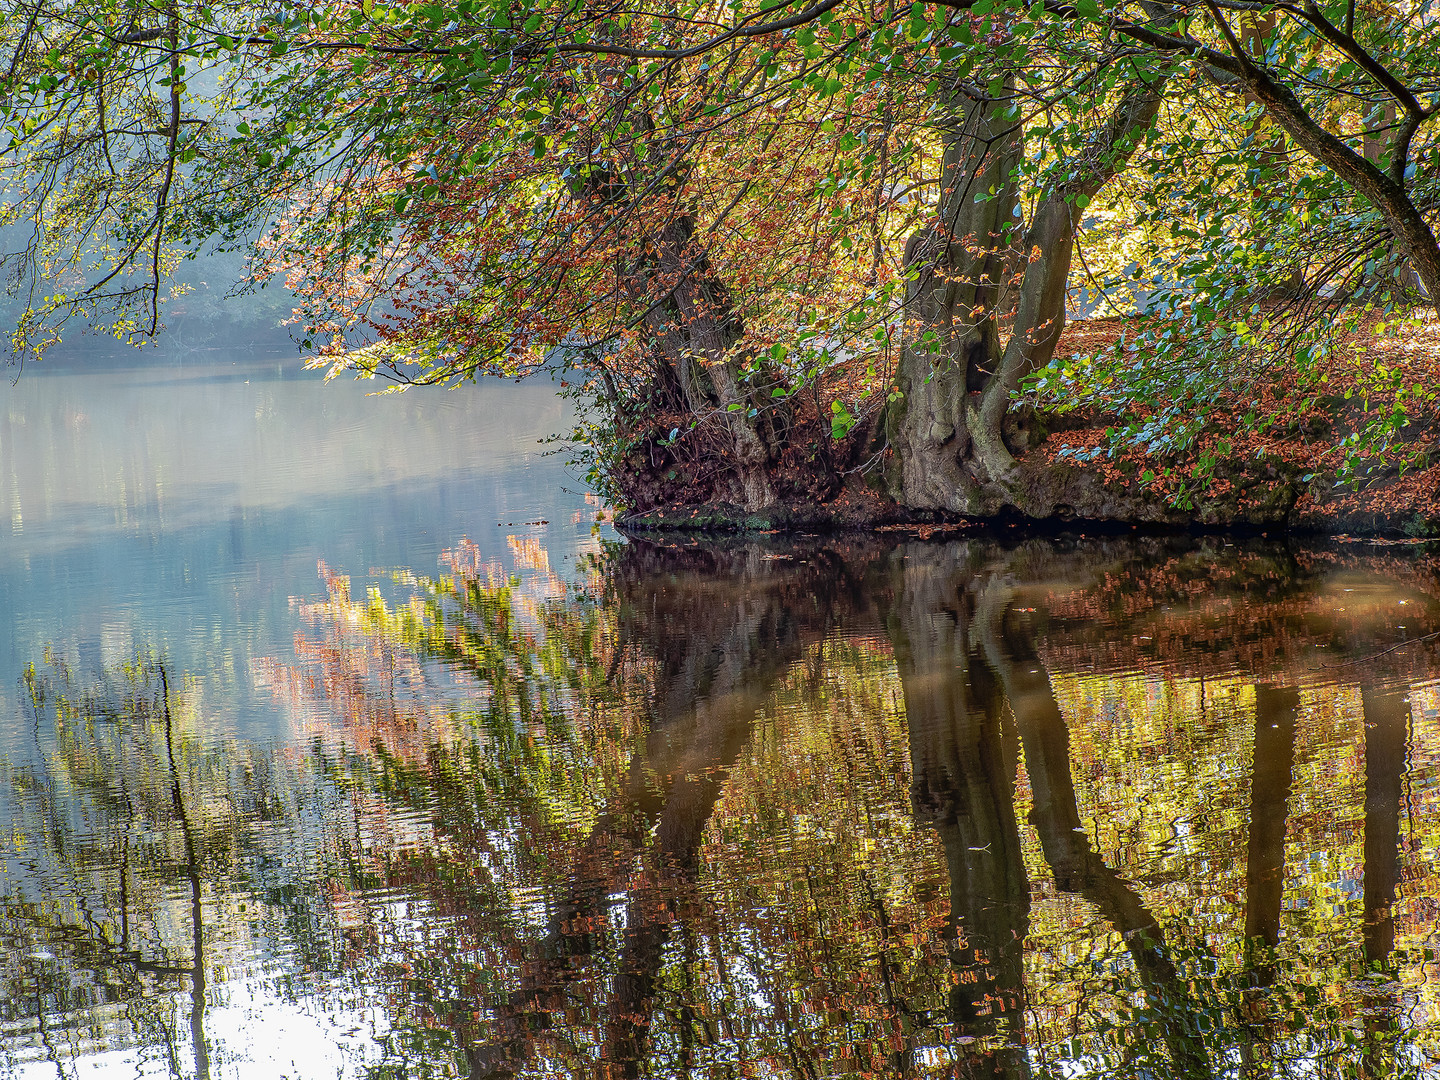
[4,536,1440,1079]
[4,660,243,1077]
[884,544,1032,1079]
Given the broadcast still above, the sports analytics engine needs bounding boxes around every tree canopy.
[2,0,1437,523]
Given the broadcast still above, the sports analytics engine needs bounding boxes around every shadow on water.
[3,534,1439,1078]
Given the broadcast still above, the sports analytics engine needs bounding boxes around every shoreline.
[616,478,1440,541]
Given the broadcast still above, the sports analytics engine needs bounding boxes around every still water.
[3,354,1440,1079]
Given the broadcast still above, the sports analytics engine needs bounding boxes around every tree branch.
[1293,1,1429,118]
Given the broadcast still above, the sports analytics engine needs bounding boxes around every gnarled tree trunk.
[885,83,1025,511]
[632,213,784,512]
[885,76,1165,518]
[576,144,787,514]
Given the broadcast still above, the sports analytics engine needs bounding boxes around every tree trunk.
[886,85,1024,512]
[634,214,783,512]
[886,77,1164,518]
[1238,683,1297,1079]
[577,148,787,513]
[1242,684,1298,966]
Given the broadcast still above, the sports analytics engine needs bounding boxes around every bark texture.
[885,77,1165,518]
[886,85,1025,510]
[634,213,783,512]
[579,148,787,515]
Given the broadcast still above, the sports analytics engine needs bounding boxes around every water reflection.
[884,545,1031,1077]
[4,535,1440,1078]
[2,658,316,1077]
[0,360,602,732]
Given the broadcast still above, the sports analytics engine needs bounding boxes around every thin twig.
[1324,629,1440,668]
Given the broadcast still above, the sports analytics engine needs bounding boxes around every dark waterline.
[3,356,1440,1079]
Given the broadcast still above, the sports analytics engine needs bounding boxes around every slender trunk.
[1361,683,1406,968]
[160,667,210,1080]
[1243,684,1298,964]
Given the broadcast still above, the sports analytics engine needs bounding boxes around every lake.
[3,352,1439,1079]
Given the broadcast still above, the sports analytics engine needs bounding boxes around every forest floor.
[1039,310,1440,536]
[618,309,1440,538]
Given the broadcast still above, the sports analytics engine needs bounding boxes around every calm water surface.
[3,354,1440,1079]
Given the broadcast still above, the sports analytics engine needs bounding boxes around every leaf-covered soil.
[1038,311,1440,537]
[617,311,1440,537]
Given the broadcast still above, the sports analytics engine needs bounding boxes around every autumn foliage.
[2,0,1438,529]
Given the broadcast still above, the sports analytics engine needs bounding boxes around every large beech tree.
[1,0,1435,519]
[885,73,1166,514]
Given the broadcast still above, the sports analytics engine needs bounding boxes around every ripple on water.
[6,441,1440,1077]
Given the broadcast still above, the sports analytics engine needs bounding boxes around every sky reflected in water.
[3,356,1440,1079]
